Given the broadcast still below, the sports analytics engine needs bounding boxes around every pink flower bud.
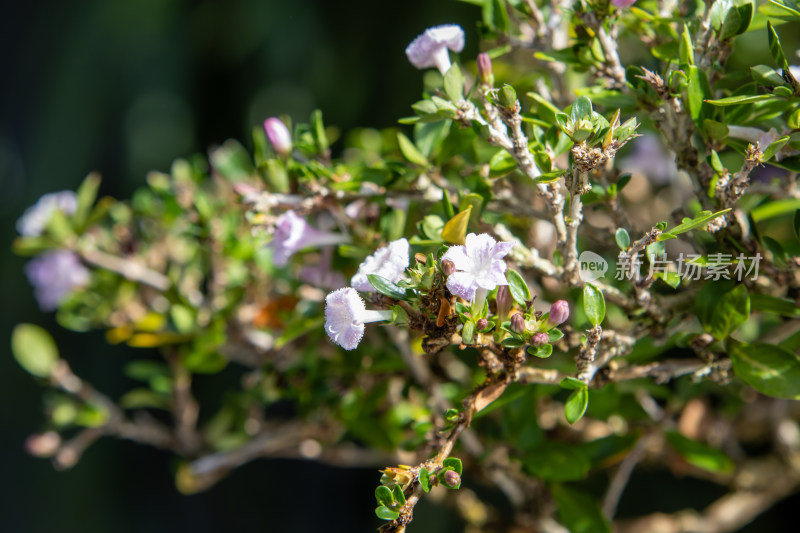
[443,469,461,488]
[531,332,549,347]
[477,53,493,86]
[441,258,456,276]
[264,117,292,157]
[25,431,61,457]
[612,0,636,8]
[548,300,570,327]
[510,313,525,334]
[495,285,511,320]
[476,318,489,331]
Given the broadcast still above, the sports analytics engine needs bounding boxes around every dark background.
[0,1,476,531]
[1,1,797,532]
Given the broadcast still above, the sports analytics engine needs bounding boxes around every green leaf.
[366,274,411,301]
[392,485,406,506]
[443,457,463,475]
[705,93,778,106]
[750,294,800,317]
[657,209,731,239]
[375,485,394,508]
[731,342,800,399]
[506,269,531,306]
[762,0,800,20]
[527,344,553,358]
[679,24,694,66]
[443,63,464,102]
[560,376,587,390]
[73,172,101,230]
[666,431,735,473]
[525,443,591,482]
[583,283,605,327]
[615,228,630,249]
[767,21,789,71]
[552,485,612,533]
[548,329,564,343]
[762,235,788,265]
[501,337,526,348]
[751,65,786,87]
[396,132,429,166]
[687,65,711,126]
[375,506,399,521]
[11,323,59,378]
[310,109,328,154]
[695,282,750,340]
[794,209,800,240]
[565,388,589,424]
[419,468,431,492]
[571,95,593,122]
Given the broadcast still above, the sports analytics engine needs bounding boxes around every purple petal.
[446,271,478,301]
[441,245,470,271]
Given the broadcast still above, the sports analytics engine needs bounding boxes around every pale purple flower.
[619,133,677,185]
[17,191,78,237]
[324,287,392,350]
[405,24,465,75]
[351,238,410,292]
[270,210,349,267]
[441,233,513,302]
[299,248,346,290]
[264,117,292,157]
[612,0,636,8]
[25,250,90,311]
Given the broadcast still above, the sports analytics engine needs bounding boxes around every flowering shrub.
[10,1,800,532]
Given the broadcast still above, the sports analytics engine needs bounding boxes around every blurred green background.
[2,1,799,532]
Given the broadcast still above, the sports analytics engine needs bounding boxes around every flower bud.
[25,431,61,458]
[441,258,456,276]
[443,469,461,488]
[510,313,525,334]
[476,318,489,331]
[495,285,511,320]
[612,0,637,8]
[531,332,549,347]
[548,300,570,327]
[415,253,428,264]
[477,53,493,87]
[264,117,292,157]
[499,84,518,109]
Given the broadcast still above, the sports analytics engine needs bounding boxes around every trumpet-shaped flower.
[17,191,78,237]
[441,233,513,302]
[405,24,465,75]
[270,210,349,267]
[324,287,393,350]
[351,238,410,292]
[25,250,90,311]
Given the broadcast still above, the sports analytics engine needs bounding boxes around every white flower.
[441,233,513,301]
[351,238,410,292]
[405,24,465,75]
[17,191,78,237]
[324,287,392,350]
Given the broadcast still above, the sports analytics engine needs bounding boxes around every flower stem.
[360,309,394,324]
[471,288,488,317]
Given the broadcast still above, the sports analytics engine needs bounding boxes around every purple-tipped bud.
[443,469,461,488]
[441,258,456,276]
[510,313,525,334]
[612,0,636,7]
[476,318,489,331]
[264,117,292,157]
[548,300,570,327]
[477,53,493,87]
[495,285,511,320]
[531,332,549,347]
